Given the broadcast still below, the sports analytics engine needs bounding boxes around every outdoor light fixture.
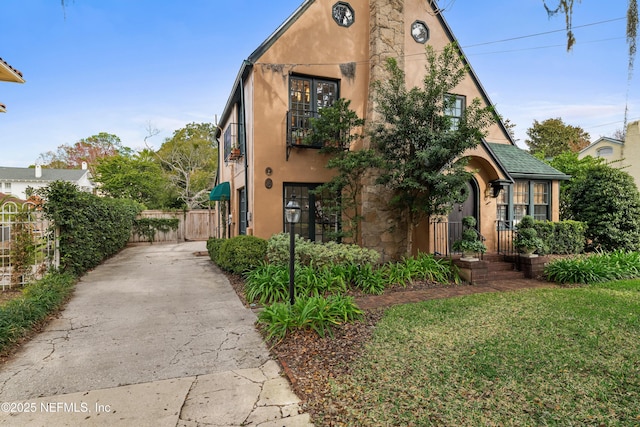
[285,194,301,305]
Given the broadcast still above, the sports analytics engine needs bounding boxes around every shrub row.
[266,233,380,267]
[0,272,75,353]
[533,219,586,255]
[207,235,267,274]
[245,253,459,305]
[37,181,142,276]
[544,250,640,284]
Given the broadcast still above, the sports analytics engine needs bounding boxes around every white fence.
[1,201,58,290]
[128,210,215,244]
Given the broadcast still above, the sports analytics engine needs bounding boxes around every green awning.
[209,182,230,201]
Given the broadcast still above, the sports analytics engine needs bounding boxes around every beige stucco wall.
[623,120,640,190]
[579,139,625,164]
[217,0,563,259]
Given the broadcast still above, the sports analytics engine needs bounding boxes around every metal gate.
[1,201,58,289]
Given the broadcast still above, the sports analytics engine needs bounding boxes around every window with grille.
[445,94,465,130]
[289,76,338,145]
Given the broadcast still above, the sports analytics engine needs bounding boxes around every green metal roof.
[487,143,570,180]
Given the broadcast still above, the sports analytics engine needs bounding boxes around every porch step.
[486,269,525,281]
[479,255,525,284]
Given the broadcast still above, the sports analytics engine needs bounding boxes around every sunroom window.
[497,180,552,226]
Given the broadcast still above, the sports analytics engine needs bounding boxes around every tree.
[546,151,605,219]
[38,132,129,174]
[154,122,217,209]
[306,99,377,243]
[565,163,640,251]
[93,150,176,209]
[370,44,496,229]
[525,118,590,157]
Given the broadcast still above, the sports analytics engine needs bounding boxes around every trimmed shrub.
[206,237,225,264]
[266,233,380,268]
[552,220,586,254]
[532,220,586,255]
[216,235,267,274]
[37,181,142,276]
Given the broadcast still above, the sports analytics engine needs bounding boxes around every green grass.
[327,282,640,426]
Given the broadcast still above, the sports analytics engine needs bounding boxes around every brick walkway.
[354,279,558,310]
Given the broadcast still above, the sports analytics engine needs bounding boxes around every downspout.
[240,60,250,234]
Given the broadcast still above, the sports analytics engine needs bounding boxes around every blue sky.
[1,0,637,167]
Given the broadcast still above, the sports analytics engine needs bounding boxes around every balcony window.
[288,76,338,153]
[223,123,242,161]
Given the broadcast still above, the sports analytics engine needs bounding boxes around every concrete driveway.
[0,242,311,426]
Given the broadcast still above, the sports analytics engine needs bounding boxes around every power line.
[462,17,626,49]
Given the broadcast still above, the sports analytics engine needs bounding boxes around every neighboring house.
[578,136,625,162]
[578,120,640,190]
[212,0,568,260]
[0,57,25,113]
[0,165,94,200]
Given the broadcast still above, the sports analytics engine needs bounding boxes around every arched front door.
[448,179,479,251]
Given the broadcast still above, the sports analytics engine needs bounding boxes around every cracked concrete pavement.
[0,241,312,426]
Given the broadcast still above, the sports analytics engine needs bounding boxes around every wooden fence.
[129,210,215,243]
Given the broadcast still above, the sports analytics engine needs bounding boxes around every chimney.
[82,161,88,170]
[35,164,42,178]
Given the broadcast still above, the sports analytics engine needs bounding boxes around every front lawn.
[325,281,640,426]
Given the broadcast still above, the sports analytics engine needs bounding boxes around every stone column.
[360,0,408,262]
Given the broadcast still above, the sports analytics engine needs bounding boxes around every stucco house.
[578,120,640,190]
[0,57,25,113]
[211,0,568,260]
[0,165,94,200]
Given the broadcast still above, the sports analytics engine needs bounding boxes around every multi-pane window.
[289,77,338,143]
[513,181,529,222]
[283,184,339,243]
[2,183,11,195]
[496,186,508,223]
[497,181,551,226]
[533,182,549,221]
[445,94,465,130]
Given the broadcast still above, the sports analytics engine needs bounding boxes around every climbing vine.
[132,218,180,243]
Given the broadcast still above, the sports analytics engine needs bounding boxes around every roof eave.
[0,60,25,84]
[509,172,571,181]
[217,1,315,134]
[429,1,515,146]
[482,140,514,184]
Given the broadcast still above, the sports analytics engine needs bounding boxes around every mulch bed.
[224,270,463,424]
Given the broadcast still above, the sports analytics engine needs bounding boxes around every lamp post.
[285,194,301,306]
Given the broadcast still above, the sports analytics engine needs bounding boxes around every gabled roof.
[579,136,624,155]
[0,167,90,182]
[218,0,515,145]
[487,143,570,180]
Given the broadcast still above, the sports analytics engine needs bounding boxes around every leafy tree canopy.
[371,44,496,224]
[155,122,217,209]
[545,151,605,219]
[94,150,177,209]
[525,118,590,158]
[565,162,640,251]
[37,132,130,174]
